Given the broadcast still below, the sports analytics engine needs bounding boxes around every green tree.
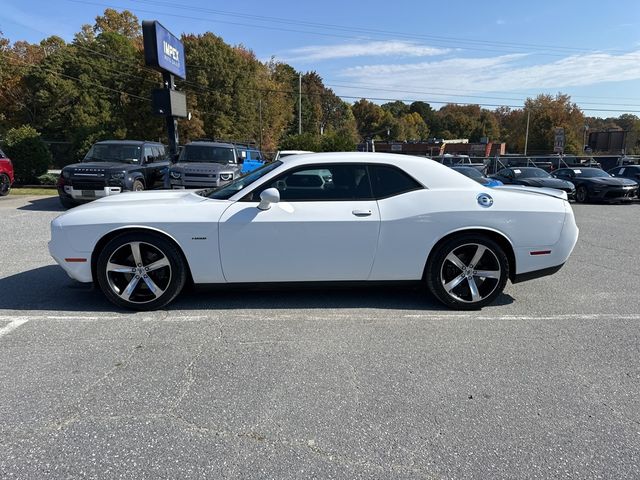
[279,132,320,151]
[381,100,410,118]
[319,131,356,152]
[3,125,52,183]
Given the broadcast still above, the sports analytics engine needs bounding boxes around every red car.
[0,148,14,196]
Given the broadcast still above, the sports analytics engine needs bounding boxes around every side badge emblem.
[477,193,493,208]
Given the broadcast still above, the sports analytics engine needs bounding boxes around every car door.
[218,163,381,283]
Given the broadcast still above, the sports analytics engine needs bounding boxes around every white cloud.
[337,50,640,101]
[496,19,506,25]
[278,40,450,62]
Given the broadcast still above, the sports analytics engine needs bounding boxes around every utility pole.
[524,110,530,156]
[258,98,263,151]
[298,73,302,135]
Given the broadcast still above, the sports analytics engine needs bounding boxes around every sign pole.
[162,72,179,157]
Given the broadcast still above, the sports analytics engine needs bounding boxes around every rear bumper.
[512,202,579,282]
[512,263,565,283]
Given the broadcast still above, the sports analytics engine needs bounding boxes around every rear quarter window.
[369,165,423,199]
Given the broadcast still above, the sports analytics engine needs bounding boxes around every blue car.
[451,166,503,187]
[239,148,266,174]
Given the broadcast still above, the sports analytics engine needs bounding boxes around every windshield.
[575,169,609,178]
[513,168,550,178]
[202,161,282,199]
[83,144,141,163]
[180,145,236,164]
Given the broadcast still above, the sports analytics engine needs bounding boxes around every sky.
[1,0,640,118]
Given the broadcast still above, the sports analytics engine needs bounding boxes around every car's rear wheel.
[96,232,186,310]
[575,185,588,203]
[426,234,509,310]
[0,174,10,196]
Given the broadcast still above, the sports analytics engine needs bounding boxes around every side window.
[253,164,372,201]
[144,146,154,163]
[152,146,164,162]
[369,165,422,199]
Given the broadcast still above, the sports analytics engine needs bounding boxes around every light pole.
[524,110,530,156]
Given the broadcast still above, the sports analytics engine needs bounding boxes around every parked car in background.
[274,150,314,161]
[0,148,14,196]
[238,147,266,174]
[169,140,242,189]
[451,166,503,187]
[49,152,579,311]
[432,154,484,170]
[490,167,576,198]
[552,167,638,203]
[608,165,640,197]
[57,140,169,208]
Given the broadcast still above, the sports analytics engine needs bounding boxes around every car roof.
[94,140,163,146]
[187,141,235,148]
[274,152,477,190]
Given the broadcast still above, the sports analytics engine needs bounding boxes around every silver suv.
[169,141,242,189]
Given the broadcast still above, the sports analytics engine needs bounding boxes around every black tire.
[132,179,145,191]
[0,173,10,196]
[575,185,588,203]
[426,234,509,310]
[59,195,78,209]
[96,232,187,310]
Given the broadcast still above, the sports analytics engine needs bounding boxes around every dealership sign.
[142,20,186,79]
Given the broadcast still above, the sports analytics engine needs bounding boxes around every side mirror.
[258,187,280,210]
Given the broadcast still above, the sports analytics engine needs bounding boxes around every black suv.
[58,140,169,208]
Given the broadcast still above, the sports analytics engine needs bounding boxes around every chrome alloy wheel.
[439,243,502,304]
[105,241,172,304]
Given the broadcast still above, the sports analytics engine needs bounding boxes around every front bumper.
[48,217,94,283]
[62,184,122,201]
[589,185,637,202]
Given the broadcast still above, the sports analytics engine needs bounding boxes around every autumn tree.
[523,94,585,154]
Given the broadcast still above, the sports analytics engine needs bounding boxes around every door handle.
[352,209,372,217]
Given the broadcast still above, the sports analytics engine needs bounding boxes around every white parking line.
[0,318,29,339]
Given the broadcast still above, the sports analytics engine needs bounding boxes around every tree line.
[1,8,639,169]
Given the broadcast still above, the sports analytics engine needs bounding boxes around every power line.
[103,0,633,56]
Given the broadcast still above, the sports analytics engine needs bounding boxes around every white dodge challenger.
[49,152,579,310]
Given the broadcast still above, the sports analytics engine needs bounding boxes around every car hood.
[53,190,226,226]
[171,162,238,174]
[582,177,637,186]
[63,162,135,175]
[521,178,574,189]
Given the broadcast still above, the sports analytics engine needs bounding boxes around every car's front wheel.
[575,185,588,203]
[96,232,187,310]
[426,234,509,310]
[0,173,10,196]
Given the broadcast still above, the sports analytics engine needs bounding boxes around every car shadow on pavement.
[16,196,65,212]
[0,266,515,312]
[0,266,116,312]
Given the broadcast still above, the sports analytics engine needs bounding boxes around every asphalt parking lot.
[1,195,639,479]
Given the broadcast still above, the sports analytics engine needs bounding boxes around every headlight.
[170,171,181,179]
[62,170,70,179]
[219,173,233,181]
[110,172,125,180]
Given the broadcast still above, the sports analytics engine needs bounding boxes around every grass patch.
[9,187,58,196]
